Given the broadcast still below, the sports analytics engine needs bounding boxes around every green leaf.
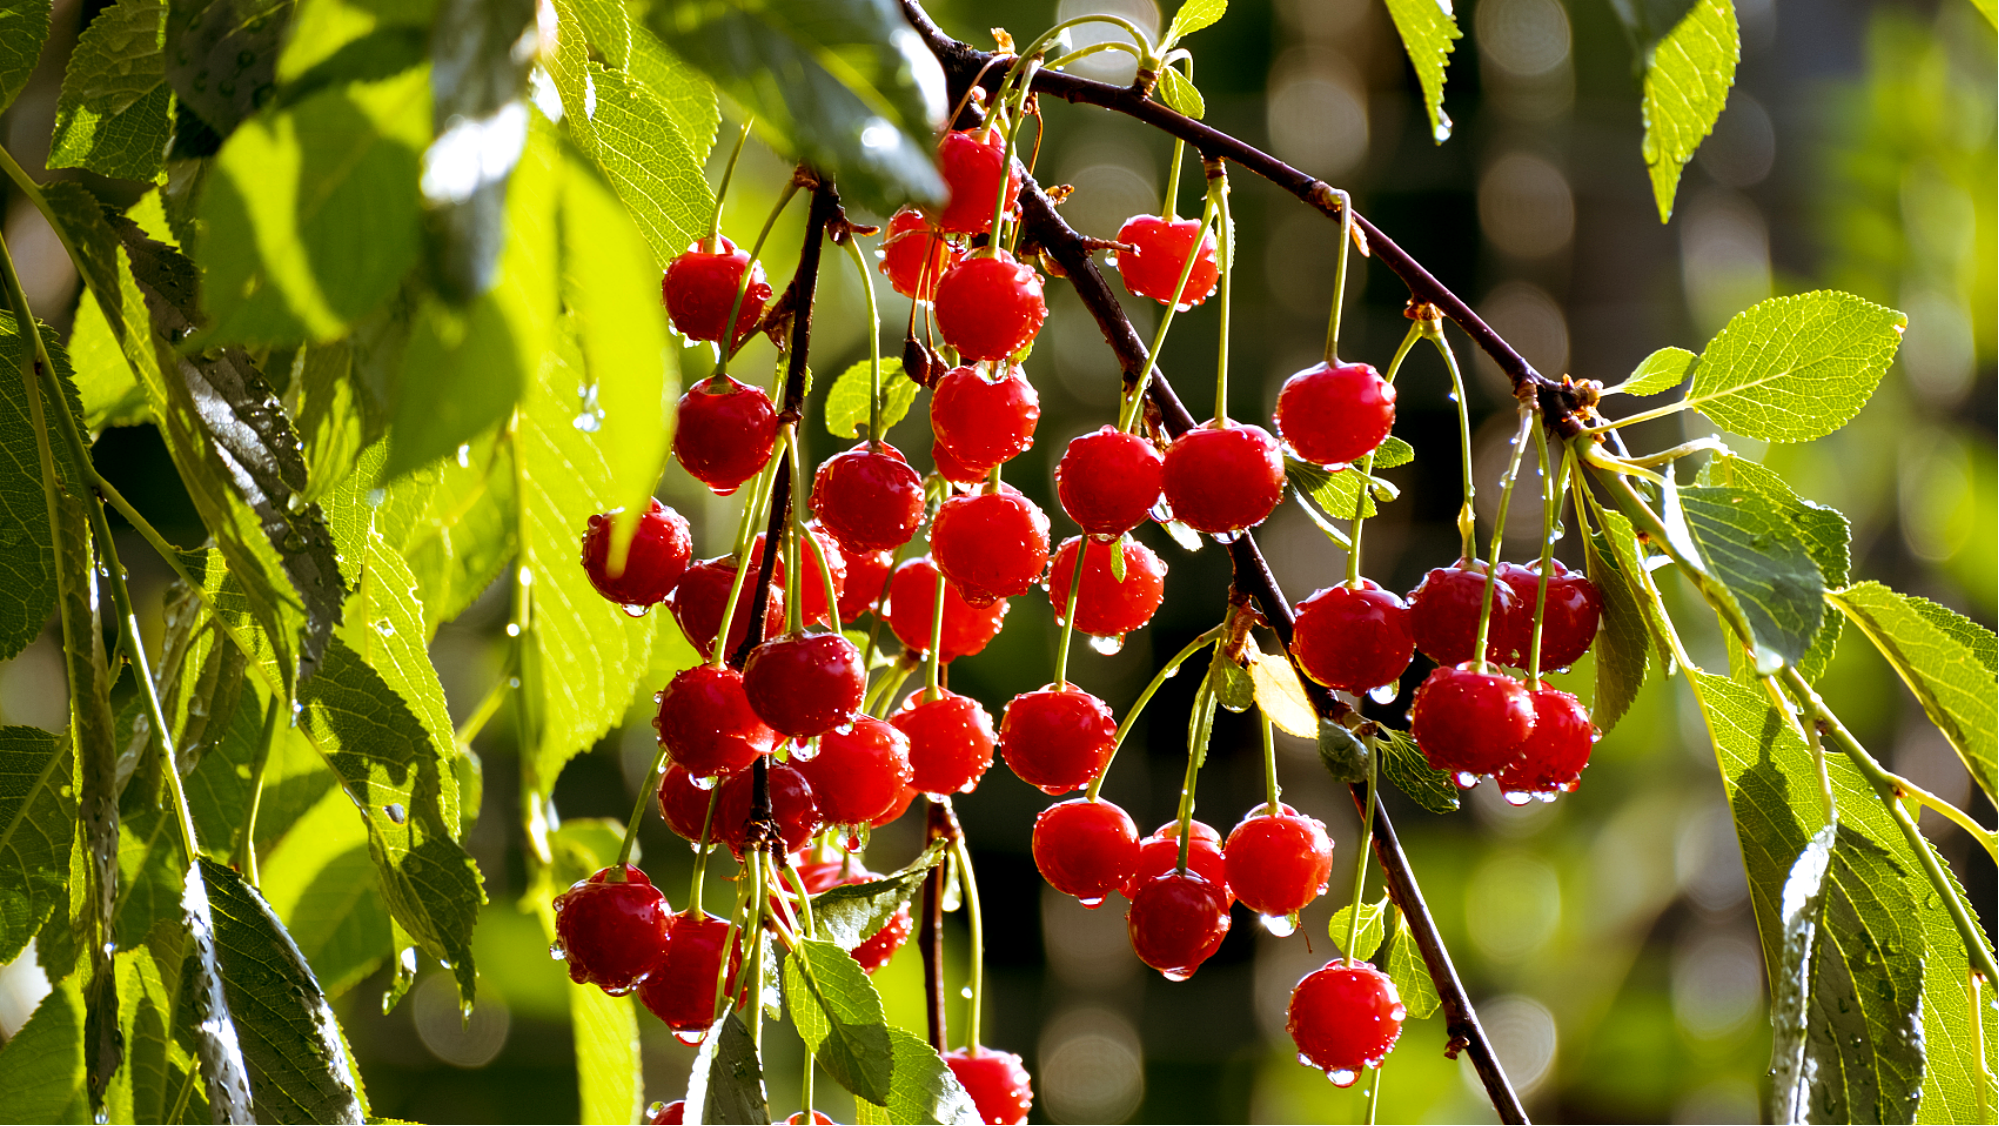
[1969,0,1996,28]
[0,314,80,663]
[1697,453,1848,680]
[1827,582,1997,802]
[650,0,948,216]
[1680,484,1825,672]
[1162,0,1227,45]
[624,22,720,158]
[683,1011,769,1125]
[390,432,516,636]
[1608,345,1696,397]
[1327,894,1387,961]
[259,786,392,998]
[196,67,430,345]
[293,343,384,501]
[0,0,51,116]
[66,289,149,428]
[1639,0,1738,221]
[1245,648,1315,738]
[853,1026,982,1126]
[1154,65,1205,119]
[1382,908,1439,1020]
[1684,290,1905,443]
[0,727,75,966]
[106,923,189,1125]
[1207,644,1255,714]
[1315,719,1370,783]
[1376,726,1458,814]
[1372,435,1415,470]
[810,841,944,951]
[824,357,917,441]
[785,939,894,1105]
[1286,457,1391,522]
[1581,509,1650,731]
[423,0,536,299]
[0,973,88,1123]
[1383,0,1461,143]
[164,0,292,138]
[47,0,171,181]
[573,978,642,1126]
[275,0,434,92]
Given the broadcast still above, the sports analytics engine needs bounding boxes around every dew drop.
[691,773,718,791]
[1501,790,1532,806]
[674,1029,707,1046]
[1088,633,1125,656]
[1162,968,1192,982]
[1454,771,1481,790]
[456,444,472,468]
[281,531,307,552]
[548,941,566,961]
[505,623,522,637]
[1367,683,1398,705]
[573,411,604,433]
[960,986,973,999]
[1077,895,1105,909]
[384,803,407,824]
[1260,913,1298,937]
[1212,530,1241,544]
[620,602,651,619]
[373,618,396,637]
[1328,1068,1359,1088]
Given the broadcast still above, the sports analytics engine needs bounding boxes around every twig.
[920,798,958,1052]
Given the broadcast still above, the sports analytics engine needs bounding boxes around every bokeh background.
[0,0,1992,1120]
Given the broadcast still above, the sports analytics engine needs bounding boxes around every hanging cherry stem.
[1116,192,1218,433]
[924,564,949,700]
[950,835,988,1054]
[1208,157,1233,427]
[1322,188,1354,366]
[1172,677,1218,874]
[1084,625,1224,802]
[784,429,808,636]
[1162,136,1187,220]
[1526,425,1563,684]
[1053,545,1087,687]
[1260,714,1281,816]
[705,120,754,252]
[843,237,887,446]
[1411,315,1479,564]
[1342,749,1379,967]
[1471,409,1534,675]
[1345,323,1423,587]
[688,786,722,911]
[1366,1057,1387,1125]
[713,179,803,379]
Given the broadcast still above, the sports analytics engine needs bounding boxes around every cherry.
[1126,870,1232,981]
[789,862,913,972]
[552,865,671,994]
[657,764,718,843]
[743,632,866,738]
[1045,536,1166,644]
[837,546,895,623]
[713,760,822,858]
[931,489,1051,606]
[784,1113,835,1125]
[811,443,926,555]
[1288,962,1404,1082]
[877,206,962,301]
[757,526,847,629]
[998,685,1117,796]
[1408,562,1519,668]
[796,717,914,827]
[1494,686,1596,799]
[931,365,1040,474]
[1032,799,1139,907]
[1161,422,1286,535]
[932,439,987,485]
[650,1100,685,1124]
[1223,805,1334,919]
[1495,560,1602,670]
[1054,426,1165,538]
[581,499,692,609]
[655,665,778,779]
[638,910,744,1039]
[873,784,920,827]
[933,251,1047,363]
[944,1047,1034,1125]
[1113,214,1220,308]
[886,557,1010,663]
[674,376,778,495]
[1273,362,1397,468]
[891,690,998,794]
[1410,664,1536,779]
[1125,820,1230,903]
[1290,580,1414,695]
[662,236,770,345]
[668,555,786,662]
[934,128,1022,235]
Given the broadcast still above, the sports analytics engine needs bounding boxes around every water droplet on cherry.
[1260,913,1298,937]
[1088,633,1125,656]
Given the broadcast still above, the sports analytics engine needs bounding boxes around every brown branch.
[919,798,959,1052]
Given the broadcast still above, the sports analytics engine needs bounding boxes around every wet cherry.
[943,1047,1035,1125]
[811,443,926,555]
[1290,580,1415,696]
[891,689,998,795]
[933,251,1047,363]
[1032,798,1140,906]
[674,376,778,495]
[1126,870,1232,981]
[886,557,1010,663]
[934,128,1022,235]
[637,910,744,1038]
[931,365,1040,474]
[1224,805,1334,919]
[789,862,913,973]
[1125,820,1230,903]
[1287,961,1405,1082]
[743,632,866,738]
[757,526,847,628]
[657,763,718,843]
[581,498,692,609]
[1408,562,1519,668]
[662,235,770,345]
[877,206,962,301]
[998,684,1118,796]
[1113,214,1220,308]
[1494,686,1596,799]
[837,546,896,623]
[1054,426,1165,538]
[552,865,672,995]
[931,489,1051,606]
[668,555,786,662]
[1045,536,1166,644]
[1410,664,1536,778]
[796,717,914,827]
[1273,362,1397,468]
[932,438,987,485]
[1495,560,1602,670]
[1161,422,1286,535]
[873,784,920,827]
[713,760,822,858]
[655,665,778,779]
[650,1100,685,1124]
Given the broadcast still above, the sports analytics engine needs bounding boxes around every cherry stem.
[614,740,672,871]
[1526,425,1561,684]
[1085,625,1224,801]
[711,435,787,670]
[746,850,768,1050]
[237,693,285,885]
[706,120,754,252]
[1422,320,1479,564]
[1366,1057,1386,1124]
[688,786,722,910]
[1342,748,1378,967]
[778,860,820,1113]
[1260,714,1280,817]
[714,180,802,379]
[784,428,806,635]
[1054,540,1087,687]
[1162,136,1186,220]
[1173,678,1217,875]
[865,657,916,719]
[860,538,915,682]
[1116,193,1217,433]
[1209,158,1233,428]
[982,60,1036,248]
[924,566,948,698]
[1471,410,1534,675]
[842,237,885,445]
[711,876,753,1026]
[1321,190,1356,365]
[949,834,986,1053]
[919,799,958,1052]
[1345,324,1423,587]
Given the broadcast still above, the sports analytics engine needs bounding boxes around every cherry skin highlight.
[1290,580,1415,695]
[552,865,671,995]
[1126,870,1232,981]
[943,1047,1035,1125]
[931,365,1040,474]
[667,555,786,662]
[1032,798,1140,906]
[657,764,717,843]
[1126,820,1230,903]
[654,665,778,779]
[796,716,913,827]
[811,443,926,555]
[933,251,1048,363]
[1054,426,1165,538]
[637,910,743,1038]
[1274,361,1397,468]
[1410,664,1537,778]
[674,375,778,496]
[713,760,821,858]
[581,498,691,609]
[1224,805,1335,918]
[1494,686,1596,798]
[742,632,866,739]
[891,689,998,794]
[662,235,770,345]
[1114,214,1220,308]
[886,557,1010,663]
[1045,536,1167,643]
[1161,422,1286,535]
[837,546,895,623]
[1495,560,1603,670]
[934,128,1022,235]
[877,206,962,301]
[931,489,1051,606]
[1288,961,1405,1081]
[998,684,1118,796]
[1408,562,1519,668]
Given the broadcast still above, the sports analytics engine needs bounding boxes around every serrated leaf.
[1383,908,1439,1020]
[684,1011,769,1125]
[1684,291,1904,443]
[1383,0,1460,143]
[1162,0,1226,45]
[1287,458,1380,522]
[165,0,291,138]
[1827,582,1997,803]
[1376,726,1457,813]
[0,0,51,116]
[0,314,81,664]
[650,0,947,216]
[1680,484,1824,672]
[275,0,433,91]
[785,939,893,1105]
[854,1027,982,1126]
[1207,645,1255,713]
[573,975,641,1126]
[389,431,516,637]
[1697,453,1848,681]
[0,972,88,1122]
[1640,0,1738,221]
[106,924,187,1125]
[1247,647,1316,737]
[1609,345,1697,397]
[825,357,917,441]
[1316,719,1371,783]
[1154,66,1205,119]
[47,0,171,182]
[67,287,148,428]
[1582,511,1650,731]
[1328,895,1387,961]
[259,787,391,998]
[810,841,944,951]
[0,727,75,966]
[1372,435,1415,469]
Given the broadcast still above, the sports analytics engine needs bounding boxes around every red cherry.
[655,665,778,778]
[1125,820,1230,903]
[1045,536,1166,644]
[943,1047,1034,1125]
[1054,426,1165,538]
[878,206,963,301]
[1494,687,1596,798]
[743,633,866,738]
[932,439,987,485]
[1410,664,1536,779]
[662,236,770,345]
[933,251,1047,363]
[935,128,1022,235]
[796,717,914,827]
[931,489,1051,606]
[886,557,1009,663]
[811,443,926,554]
[1273,362,1397,468]
[1126,870,1231,981]
[1161,422,1286,535]
[931,365,1040,474]
[1408,563,1518,668]
[713,759,822,858]
[650,1100,686,1124]
[674,376,778,496]
[1113,214,1220,308]
[891,690,998,794]
[757,526,848,629]
[1291,580,1415,695]
[668,555,786,662]
[1288,962,1404,1081]
[784,1113,835,1125]
[1223,805,1334,918]
[657,764,718,843]
[873,784,920,827]
[838,547,896,623]
[998,685,1117,796]
[1032,798,1139,906]
[581,499,692,609]
[1496,560,1602,670]
[638,910,744,1038]
[552,865,671,994]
